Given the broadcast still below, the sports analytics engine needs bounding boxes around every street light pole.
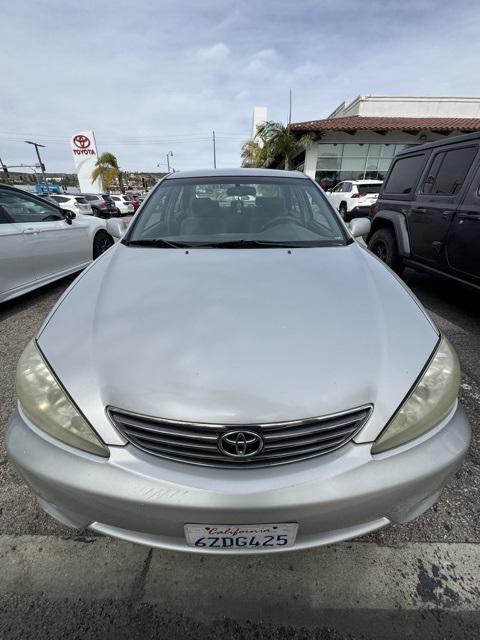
[212,130,217,168]
[25,141,48,193]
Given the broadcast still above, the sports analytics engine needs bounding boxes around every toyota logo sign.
[73,134,91,149]
[72,133,96,156]
[218,430,264,459]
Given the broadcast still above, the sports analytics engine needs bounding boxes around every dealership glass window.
[315,142,415,186]
[317,144,343,157]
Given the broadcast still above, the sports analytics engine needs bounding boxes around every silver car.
[7,169,471,553]
[0,185,123,304]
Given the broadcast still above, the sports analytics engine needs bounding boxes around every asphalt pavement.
[0,266,479,639]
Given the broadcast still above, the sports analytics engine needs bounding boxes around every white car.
[110,195,134,215]
[326,180,383,221]
[0,185,125,304]
[48,194,93,216]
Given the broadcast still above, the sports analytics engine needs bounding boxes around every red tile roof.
[290,116,480,133]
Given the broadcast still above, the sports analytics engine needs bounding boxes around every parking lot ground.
[1,536,480,640]
[0,267,479,639]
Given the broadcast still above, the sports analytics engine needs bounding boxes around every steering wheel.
[261,216,295,231]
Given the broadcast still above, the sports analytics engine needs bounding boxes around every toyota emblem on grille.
[218,430,264,458]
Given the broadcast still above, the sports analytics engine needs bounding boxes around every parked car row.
[47,192,144,219]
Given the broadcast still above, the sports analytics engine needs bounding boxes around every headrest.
[192,198,219,216]
[256,196,286,216]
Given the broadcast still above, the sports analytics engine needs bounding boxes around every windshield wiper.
[124,239,191,248]
[124,238,344,249]
[185,240,310,248]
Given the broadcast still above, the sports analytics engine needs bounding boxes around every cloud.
[245,49,279,74]
[196,42,230,61]
[1,0,480,173]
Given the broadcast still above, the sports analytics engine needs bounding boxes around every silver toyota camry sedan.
[7,168,471,553]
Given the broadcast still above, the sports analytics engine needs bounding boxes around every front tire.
[93,231,114,259]
[339,203,348,219]
[368,227,404,274]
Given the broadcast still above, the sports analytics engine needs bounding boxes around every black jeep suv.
[367,132,480,290]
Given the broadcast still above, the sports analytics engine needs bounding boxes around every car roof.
[346,179,383,184]
[396,131,480,157]
[165,168,308,180]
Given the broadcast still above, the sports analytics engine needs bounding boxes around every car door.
[0,197,36,298]
[445,161,480,284]
[0,188,91,283]
[407,145,479,267]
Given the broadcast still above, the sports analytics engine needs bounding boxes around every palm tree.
[256,121,312,170]
[240,139,265,168]
[91,152,125,193]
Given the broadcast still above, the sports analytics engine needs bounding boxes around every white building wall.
[331,96,480,119]
[252,106,267,137]
[304,145,318,179]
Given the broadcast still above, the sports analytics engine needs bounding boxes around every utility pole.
[288,88,292,130]
[212,130,217,168]
[25,141,48,193]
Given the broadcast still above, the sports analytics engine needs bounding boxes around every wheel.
[93,231,114,259]
[339,203,348,220]
[368,227,404,274]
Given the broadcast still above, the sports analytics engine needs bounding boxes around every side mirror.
[348,217,371,238]
[63,210,76,224]
[106,217,127,239]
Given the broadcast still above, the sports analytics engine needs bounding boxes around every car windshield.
[75,197,88,204]
[357,183,382,195]
[125,177,348,248]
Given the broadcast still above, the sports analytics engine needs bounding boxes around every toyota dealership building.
[254,96,480,185]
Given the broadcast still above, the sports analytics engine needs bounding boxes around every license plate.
[184,523,298,550]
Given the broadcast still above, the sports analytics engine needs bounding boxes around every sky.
[1,0,480,174]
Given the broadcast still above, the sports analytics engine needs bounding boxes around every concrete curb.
[1,536,479,613]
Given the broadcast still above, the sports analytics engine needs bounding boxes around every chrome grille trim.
[108,405,372,468]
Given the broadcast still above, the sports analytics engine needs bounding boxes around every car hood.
[38,243,438,444]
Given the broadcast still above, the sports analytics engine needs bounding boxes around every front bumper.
[6,403,470,553]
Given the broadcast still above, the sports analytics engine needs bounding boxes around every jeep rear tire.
[368,227,404,275]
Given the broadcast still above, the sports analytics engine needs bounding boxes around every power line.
[0,131,247,143]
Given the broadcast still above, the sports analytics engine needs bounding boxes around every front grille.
[108,405,371,468]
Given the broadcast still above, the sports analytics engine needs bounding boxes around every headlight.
[372,337,460,454]
[16,339,108,457]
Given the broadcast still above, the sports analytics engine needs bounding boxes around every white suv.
[49,194,93,216]
[326,180,382,222]
[110,194,135,215]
